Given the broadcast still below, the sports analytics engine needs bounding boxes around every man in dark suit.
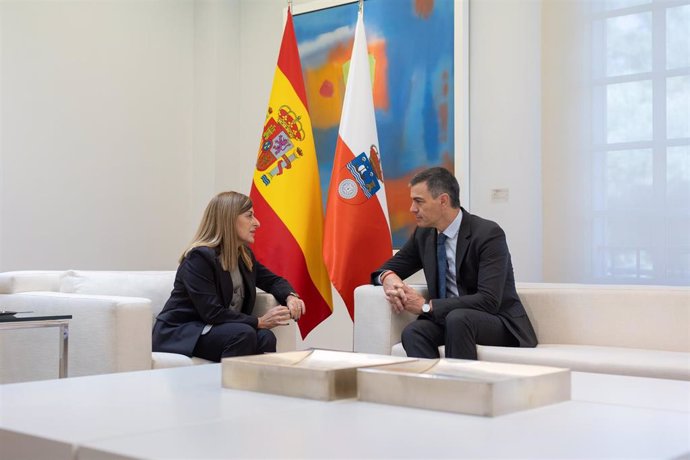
[372,167,537,359]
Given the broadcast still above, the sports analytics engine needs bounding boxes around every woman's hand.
[286,294,306,321]
[257,306,290,329]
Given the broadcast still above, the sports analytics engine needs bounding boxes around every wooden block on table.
[357,359,571,416]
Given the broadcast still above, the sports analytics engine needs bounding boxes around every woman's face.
[235,207,260,245]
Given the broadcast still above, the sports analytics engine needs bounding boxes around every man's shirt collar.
[439,208,462,240]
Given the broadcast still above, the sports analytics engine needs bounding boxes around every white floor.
[0,364,688,459]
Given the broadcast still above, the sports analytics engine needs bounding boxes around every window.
[591,0,689,284]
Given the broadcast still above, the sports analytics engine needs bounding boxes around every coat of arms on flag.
[257,105,307,186]
[338,150,381,204]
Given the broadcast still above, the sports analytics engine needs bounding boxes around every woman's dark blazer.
[152,246,294,357]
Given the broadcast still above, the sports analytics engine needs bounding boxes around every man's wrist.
[380,270,395,284]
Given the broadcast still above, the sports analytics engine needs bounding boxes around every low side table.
[0,314,72,378]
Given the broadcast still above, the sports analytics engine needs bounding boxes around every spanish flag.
[250,9,333,338]
[323,11,392,320]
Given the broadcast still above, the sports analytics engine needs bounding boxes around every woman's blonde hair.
[181,191,253,271]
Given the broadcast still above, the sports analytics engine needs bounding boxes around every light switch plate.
[491,188,509,202]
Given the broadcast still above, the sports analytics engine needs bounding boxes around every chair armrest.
[0,292,152,383]
[353,285,419,355]
[254,291,297,352]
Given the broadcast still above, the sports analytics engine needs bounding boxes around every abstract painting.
[293,0,455,246]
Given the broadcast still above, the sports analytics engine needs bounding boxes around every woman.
[152,191,305,361]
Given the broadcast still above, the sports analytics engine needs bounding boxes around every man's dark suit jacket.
[152,246,294,357]
[372,208,537,348]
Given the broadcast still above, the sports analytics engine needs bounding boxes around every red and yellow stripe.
[250,11,333,338]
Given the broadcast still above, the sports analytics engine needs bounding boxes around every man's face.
[409,182,444,229]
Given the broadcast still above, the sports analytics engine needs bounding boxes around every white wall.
[468,0,542,282]
[198,0,245,196]
[0,0,250,270]
[0,0,200,270]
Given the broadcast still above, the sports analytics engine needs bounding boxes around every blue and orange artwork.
[294,0,455,246]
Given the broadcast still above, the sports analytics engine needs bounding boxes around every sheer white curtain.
[543,0,689,286]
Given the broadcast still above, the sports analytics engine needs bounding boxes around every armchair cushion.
[0,271,62,294]
[60,270,175,316]
[392,342,690,381]
[151,352,213,369]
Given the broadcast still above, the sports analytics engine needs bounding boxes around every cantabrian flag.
[250,9,333,338]
[323,11,392,320]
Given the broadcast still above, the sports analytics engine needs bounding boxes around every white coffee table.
[0,363,688,459]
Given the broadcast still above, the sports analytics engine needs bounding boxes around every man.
[372,167,537,359]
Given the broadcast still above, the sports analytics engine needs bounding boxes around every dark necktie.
[437,232,447,299]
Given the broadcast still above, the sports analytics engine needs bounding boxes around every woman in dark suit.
[152,191,305,361]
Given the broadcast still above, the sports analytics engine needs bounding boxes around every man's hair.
[410,167,461,208]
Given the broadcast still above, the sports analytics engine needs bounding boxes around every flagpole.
[359,0,363,13]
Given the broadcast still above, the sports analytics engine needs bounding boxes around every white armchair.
[353,283,690,380]
[353,284,427,356]
[0,270,297,383]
